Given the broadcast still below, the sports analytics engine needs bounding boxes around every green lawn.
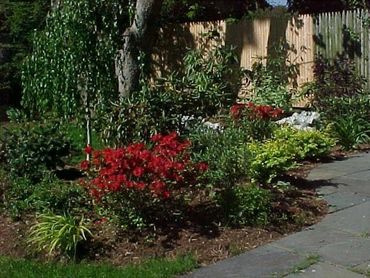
[0,255,197,278]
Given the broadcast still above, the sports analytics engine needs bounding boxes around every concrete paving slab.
[344,170,370,181]
[318,201,370,234]
[185,245,303,278]
[272,226,357,254]
[322,191,369,213]
[307,169,345,181]
[285,262,366,278]
[331,177,370,196]
[318,237,370,266]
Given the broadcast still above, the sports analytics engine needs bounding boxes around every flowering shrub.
[230,102,284,141]
[80,132,208,229]
[82,132,206,198]
[230,102,284,120]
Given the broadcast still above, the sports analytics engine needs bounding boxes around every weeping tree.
[22,0,164,116]
[21,0,165,156]
[22,0,126,119]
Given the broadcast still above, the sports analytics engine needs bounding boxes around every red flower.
[133,167,145,177]
[84,144,93,155]
[230,103,246,119]
[80,160,89,170]
[81,132,206,201]
[198,162,209,172]
[162,191,170,199]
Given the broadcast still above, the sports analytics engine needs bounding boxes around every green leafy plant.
[190,125,249,189]
[102,44,240,145]
[28,213,92,260]
[311,54,366,119]
[248,139,296,184]
[273,127,335,160]
[246,41,299,111]
[332,116,370,150]
[1,121,71,182]
[21,0,126,122]
[4,174,90,217]
[217,185,271,226]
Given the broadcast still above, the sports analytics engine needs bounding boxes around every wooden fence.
[314,9,370,90]
[153,9,370,94]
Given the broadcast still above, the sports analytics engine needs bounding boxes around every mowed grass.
[0,255,197,278]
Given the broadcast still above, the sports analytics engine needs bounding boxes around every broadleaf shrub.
[1,121,71,182]
[101,44,240,146]
[311,54,367,120]
[81,132,208,229]
[4,174,90,217]
[248,127,335,183]
[248,139,296,184]
[246,41,298,111]
[190,125,249,189]
[217,185,271,226]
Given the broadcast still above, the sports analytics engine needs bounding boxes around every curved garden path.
[184,152,370,277]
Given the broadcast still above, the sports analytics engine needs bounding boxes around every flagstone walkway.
[184,152,370,277]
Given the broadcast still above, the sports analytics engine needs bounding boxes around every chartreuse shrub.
[1,121,71,182]
[273,127,335,160]
[81,132,208,230]
[28,213,92,260]
[248,127,335,184]
[248,139,296,184]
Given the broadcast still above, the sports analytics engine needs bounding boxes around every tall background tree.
[287,0,370,13]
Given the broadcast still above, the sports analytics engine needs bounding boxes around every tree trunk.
[117,0,163,97]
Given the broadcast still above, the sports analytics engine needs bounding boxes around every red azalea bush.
[82,132,207,199]
[80,132,208,229]
[230,102,284,141]
[230,102,284,120]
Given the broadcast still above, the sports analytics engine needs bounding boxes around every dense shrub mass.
[2,0,363,266]
[190,126,249,189]
[217,185,271,226]
[101,44,240,146]
[1,121,71,182]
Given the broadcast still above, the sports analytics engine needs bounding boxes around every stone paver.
[285,262,365,278]
[184,152,370,278]
[184,245,303,278]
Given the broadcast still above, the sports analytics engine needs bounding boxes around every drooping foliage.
[21,0,129,120]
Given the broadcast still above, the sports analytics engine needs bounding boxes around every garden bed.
[0,160,328,267]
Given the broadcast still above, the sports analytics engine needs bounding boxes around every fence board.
[153,9,370,99]
[314,9,370,90]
